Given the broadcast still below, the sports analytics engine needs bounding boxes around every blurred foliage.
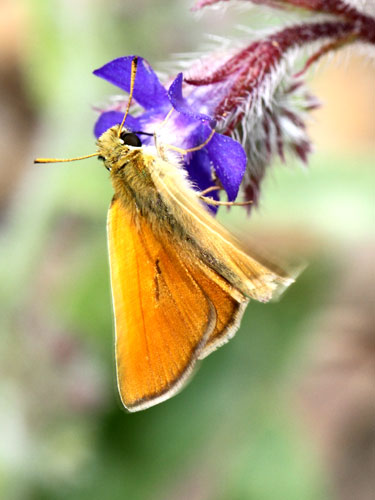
[0,1,374,500]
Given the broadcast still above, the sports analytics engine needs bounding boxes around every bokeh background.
[1,1,374,499]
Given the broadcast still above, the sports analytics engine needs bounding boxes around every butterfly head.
[97,125,143,173]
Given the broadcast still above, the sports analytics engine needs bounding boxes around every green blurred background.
[1,1,374,499]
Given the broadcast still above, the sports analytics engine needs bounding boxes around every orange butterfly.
[35,57,292,412]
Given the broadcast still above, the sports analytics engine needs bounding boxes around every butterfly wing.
[150,158,293,302]
[107,154,293,411]
[107,196,217,411]
[144,156,293,358]
[185,261,249,359]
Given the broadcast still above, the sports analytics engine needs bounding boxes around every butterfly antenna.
[35,56,139,164]
[34,153,98,164]
[118,56,138,137]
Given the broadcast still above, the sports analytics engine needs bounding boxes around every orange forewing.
[107,196,216,411]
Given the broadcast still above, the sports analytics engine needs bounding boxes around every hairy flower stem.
[186,19,371,127]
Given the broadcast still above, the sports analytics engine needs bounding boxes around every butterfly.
[35,57,292,412]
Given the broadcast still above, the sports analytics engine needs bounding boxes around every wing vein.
[133,236,155,394]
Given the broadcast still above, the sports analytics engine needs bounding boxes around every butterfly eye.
[120,132,142,147]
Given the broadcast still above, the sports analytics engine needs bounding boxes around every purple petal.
[206,134,246,201]
[94,111,144,138]
[93,56,170,110]
[168,73,214,124]
[186,149,219,214]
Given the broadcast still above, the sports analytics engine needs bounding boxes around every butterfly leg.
[199,185,223,197]
[154,106,215,156]
[162,129,215,155]
[197,185,252,207]
[199,196,253,207]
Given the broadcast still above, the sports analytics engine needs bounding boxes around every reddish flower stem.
[185,18,373,123]
[193,0,375,45]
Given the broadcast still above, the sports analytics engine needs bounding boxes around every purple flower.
[93,56,247,205]
[94,0,375,211]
